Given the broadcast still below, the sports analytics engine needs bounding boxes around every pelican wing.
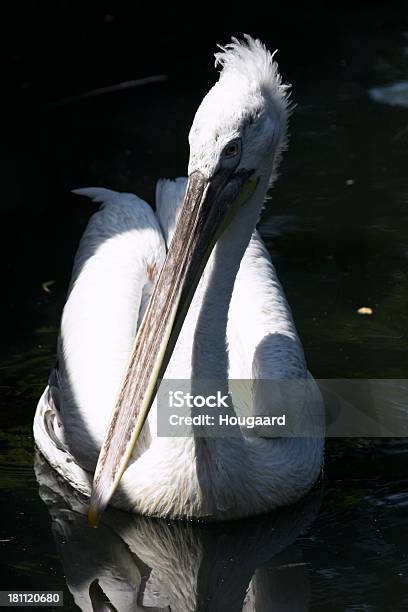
[155,176,187,247]
[34,188,166,473]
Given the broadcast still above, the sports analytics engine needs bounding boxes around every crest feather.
[214,34,292,118]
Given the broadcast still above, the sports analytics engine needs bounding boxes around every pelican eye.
[222,139,241,159]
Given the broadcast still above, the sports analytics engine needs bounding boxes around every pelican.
[34,35,324,524]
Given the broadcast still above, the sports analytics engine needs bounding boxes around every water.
[1,11,408,612]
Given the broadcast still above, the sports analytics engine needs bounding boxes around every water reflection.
[35,454,322,611]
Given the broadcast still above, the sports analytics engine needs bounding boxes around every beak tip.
[88,503,100,528]
[88,468,114,528]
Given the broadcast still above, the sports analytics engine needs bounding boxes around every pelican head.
[188,35,290,185]
[88,35,292,525]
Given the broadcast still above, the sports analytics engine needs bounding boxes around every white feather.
[54,189,165,468]
[155,177,187,246]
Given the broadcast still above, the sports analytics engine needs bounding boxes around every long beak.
[88,168,258,526]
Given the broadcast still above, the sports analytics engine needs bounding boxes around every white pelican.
[34,35,324,524]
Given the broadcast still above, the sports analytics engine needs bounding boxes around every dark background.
[1,1,407,355]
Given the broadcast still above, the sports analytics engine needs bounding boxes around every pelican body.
[34,36,324,523]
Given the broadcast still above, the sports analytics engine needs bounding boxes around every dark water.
[1,7,408,611]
